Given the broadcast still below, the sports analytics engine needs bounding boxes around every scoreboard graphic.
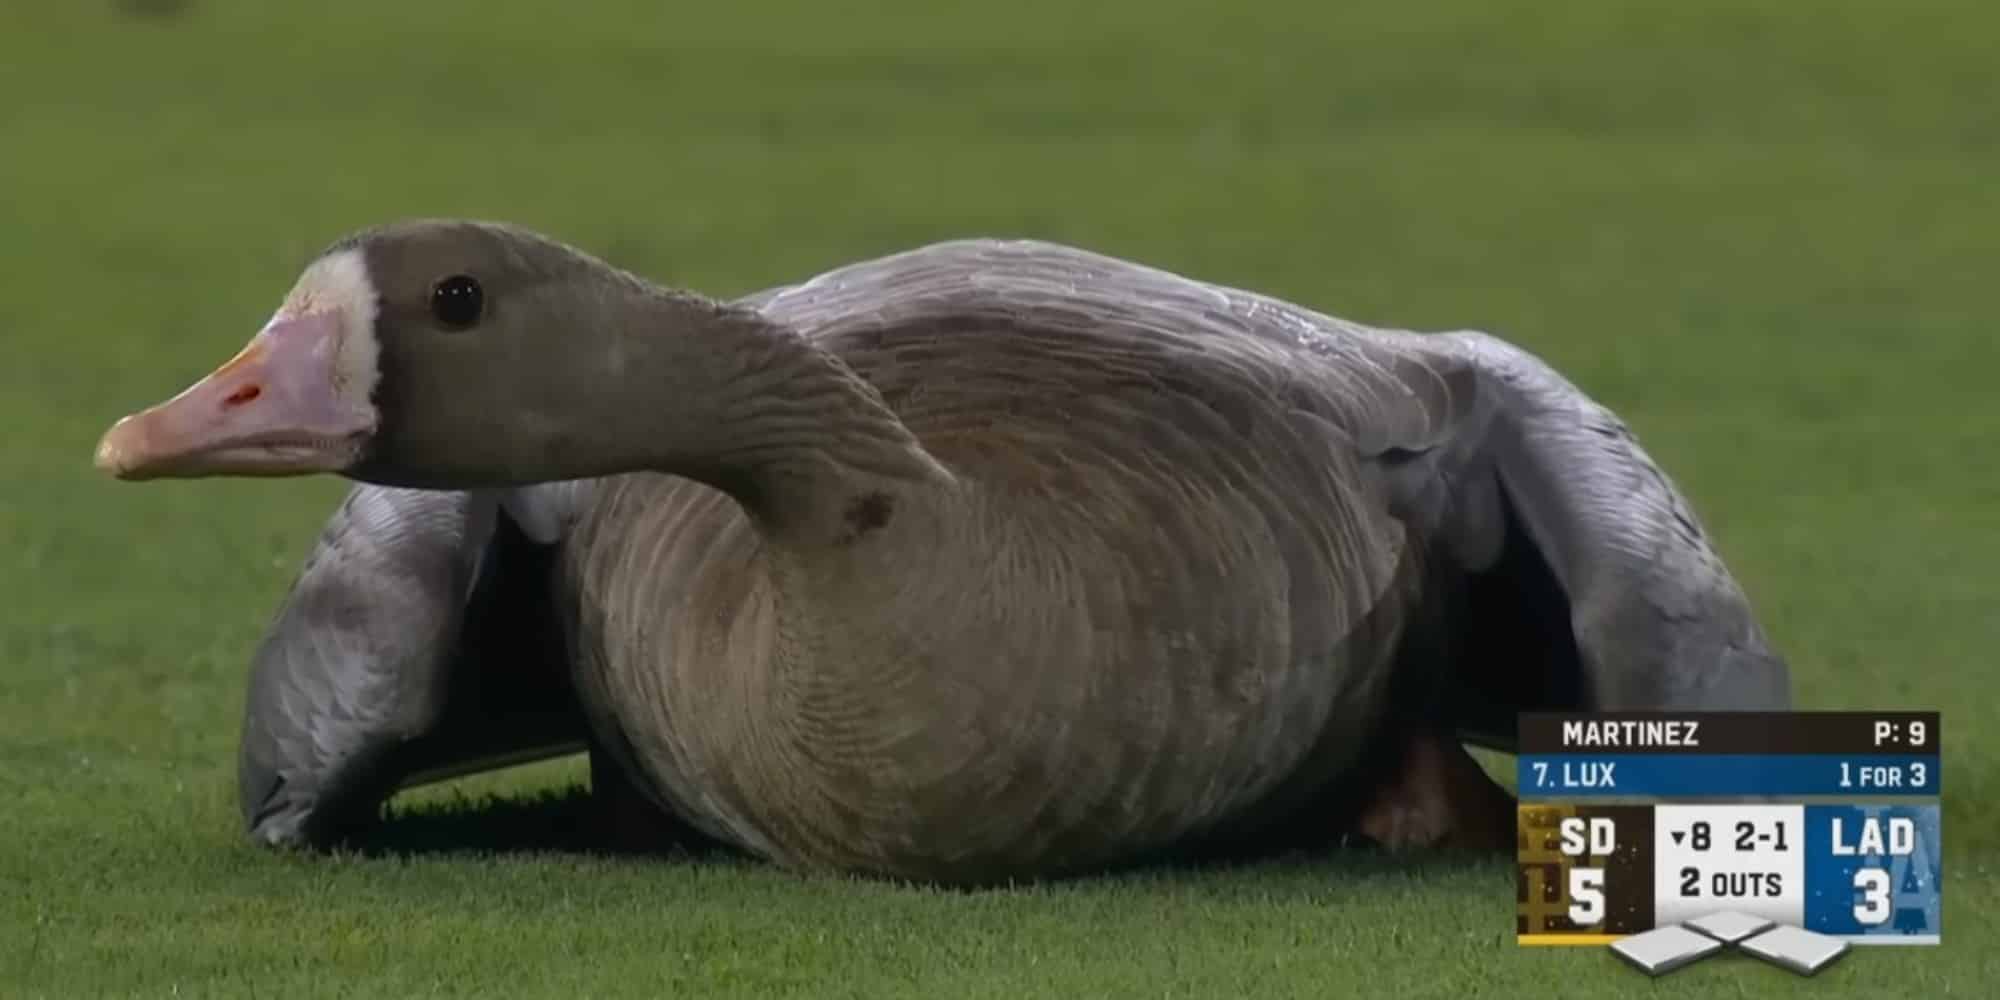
[1516,711,1941,968]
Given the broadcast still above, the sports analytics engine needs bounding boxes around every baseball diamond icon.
[1611,912,1850,976]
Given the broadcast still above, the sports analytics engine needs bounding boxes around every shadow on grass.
[1070,841,1512,903]
[348,784,1508,900]
[354,784,741,864]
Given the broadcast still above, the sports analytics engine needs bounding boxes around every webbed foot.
[1353,728,1516,852]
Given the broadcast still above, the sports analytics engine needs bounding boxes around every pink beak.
[94,311,376,480]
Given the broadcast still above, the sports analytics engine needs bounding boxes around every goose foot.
[1352,728,1516,852]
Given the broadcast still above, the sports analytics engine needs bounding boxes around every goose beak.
[95,311,376,480]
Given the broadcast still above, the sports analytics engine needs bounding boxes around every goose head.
[95,220,665,489]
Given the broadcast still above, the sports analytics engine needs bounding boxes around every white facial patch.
[496,481,592,545]
[274,247,382,413]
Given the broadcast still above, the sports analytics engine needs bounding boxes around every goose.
[94,220,1789,883]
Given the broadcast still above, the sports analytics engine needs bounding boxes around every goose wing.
[239,485,587,847]
[1355,329,1791,749]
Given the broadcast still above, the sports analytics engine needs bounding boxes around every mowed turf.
[3,0,1995,995]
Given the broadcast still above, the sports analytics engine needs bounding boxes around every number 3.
[1853,868,1891,926]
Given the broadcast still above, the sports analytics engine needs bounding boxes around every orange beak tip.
[93,417,141,479]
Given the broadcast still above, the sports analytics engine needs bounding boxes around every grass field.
[4,0,1996,995]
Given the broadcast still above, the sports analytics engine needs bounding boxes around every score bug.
[1517,711,1942,949]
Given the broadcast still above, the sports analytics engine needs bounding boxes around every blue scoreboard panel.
[1516,711,1941,946]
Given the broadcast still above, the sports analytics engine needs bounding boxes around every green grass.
[4,0,1996,995]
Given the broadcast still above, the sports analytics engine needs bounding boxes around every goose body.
[559,242,1431,876]
[97,223,1789,883]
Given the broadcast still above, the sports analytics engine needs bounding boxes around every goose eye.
[430,275,484,329]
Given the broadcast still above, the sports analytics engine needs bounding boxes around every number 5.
[1853,868,1891,926]
[1569,868,1605,925]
